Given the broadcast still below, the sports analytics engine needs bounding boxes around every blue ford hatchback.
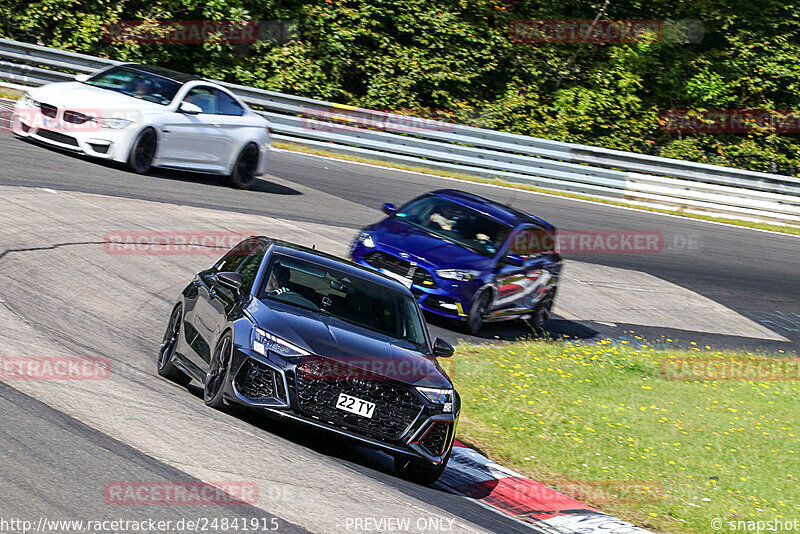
[350,189,563,334]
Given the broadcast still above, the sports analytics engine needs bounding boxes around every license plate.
[336,393,376,418]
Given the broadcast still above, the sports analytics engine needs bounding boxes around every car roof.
[120,63,202,84]
[259,238,414,293]
[429,189,554,230]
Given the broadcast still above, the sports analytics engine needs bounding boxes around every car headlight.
[356,231,375,248]
[96,118,133,129]
[252,327,309,357]
[435,269,480,282]
[18,93,39,108]
[416,387,454,413]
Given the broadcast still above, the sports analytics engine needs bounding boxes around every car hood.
[369,218,494,268]
[26,82,165,115]
[249,298,452,388]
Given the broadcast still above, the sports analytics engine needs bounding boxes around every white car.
[11,63,270,189]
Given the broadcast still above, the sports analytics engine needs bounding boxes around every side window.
[183,86,218,114]
[217,90,245,117]
[215,238,257,272]
[508,225,553,259]
[236,244,267,292]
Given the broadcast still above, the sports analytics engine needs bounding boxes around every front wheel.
[466,290,492,335]
[394,450,451,485]
[157,305,192,386]
[128,127,157,174]
[204,332,233,409]
[228,144,259,189]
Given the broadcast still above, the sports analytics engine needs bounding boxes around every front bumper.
[225,346,459,464]
[11,108,133,161]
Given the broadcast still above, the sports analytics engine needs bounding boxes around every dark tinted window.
[83,66,181,106]
[395,195,511,256]
[237,243,267,292]
[184,86,218,114]
[217,91,245,116]
[216,238,257,272]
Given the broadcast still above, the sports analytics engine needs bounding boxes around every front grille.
[36,129,79,147]
[234,359,286,402]
[63,110,91,124]
[419,422,451,456]
[295,358,423,441]
[39,103,57,118]
[363,251,437,288]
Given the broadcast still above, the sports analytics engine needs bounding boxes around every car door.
[492,224,554,317]
[200,240,267,359]
[158,85,230,171]
[212,88,249,168]
[184,238,256,369]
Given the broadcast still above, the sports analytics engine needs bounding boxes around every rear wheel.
[128,127,156,174]
[466,290,492,335]
[205,332,232,409]
[157,305,192,386]
[228,144,259,189]
[394,450,451,485]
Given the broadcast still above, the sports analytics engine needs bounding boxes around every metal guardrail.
[1,37,799,225]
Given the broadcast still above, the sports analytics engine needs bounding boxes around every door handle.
[212,123,221,128]
[163,129,171,133]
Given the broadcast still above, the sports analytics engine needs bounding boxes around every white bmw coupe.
[11,63,270,188]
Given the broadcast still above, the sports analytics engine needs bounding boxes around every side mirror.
[382,203,396,216]
[216,271,244,291]
[75,73,90,82]
[505,253,524,267]
[179,101,202,115]
[433,338,454,358]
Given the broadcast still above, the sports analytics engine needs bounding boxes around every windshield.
[259,254,428,350]
[82,66,181,105]
[394,195,512,256]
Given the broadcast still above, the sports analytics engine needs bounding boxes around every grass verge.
[273,140,800,237]
[442,340,799,533]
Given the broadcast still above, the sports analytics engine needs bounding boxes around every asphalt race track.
[0,130,799,533]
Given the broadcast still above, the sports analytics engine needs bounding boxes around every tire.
[157,305,192,386]
[394,449,451,485]
[531,291,554,337]
[204,332,233,409]
[466,290,492,335]
[127,127,157,174]
[228,144,259,189]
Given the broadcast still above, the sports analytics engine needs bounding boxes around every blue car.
[350,189,563,334]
